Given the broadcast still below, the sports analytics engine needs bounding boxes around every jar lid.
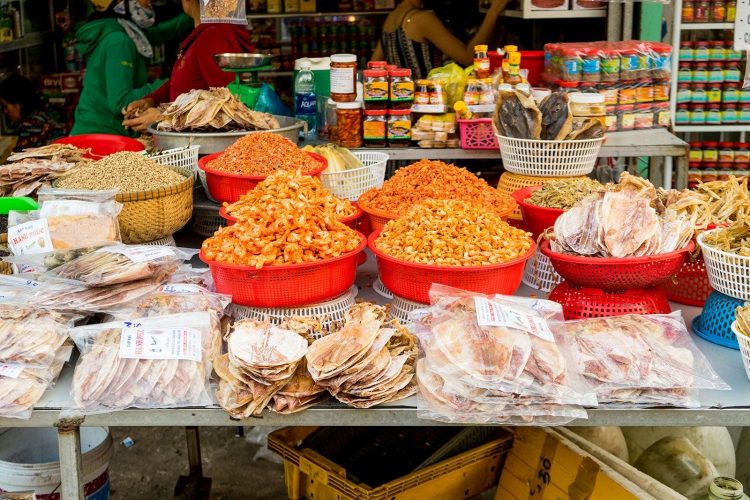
[709,104,722,109]
[365,109,387,116]
[570,92,605,104]
[679,61,692,66]
[736,142,750,148]
[390,68,412,77]
[367,60,387,69]
[719,141,735,147]
[704,141,719,146]
[475,44,489,51]
[693,83,707,89]
[704,162,718,167]
[677,104,690,108]
[363,69,387,77]
[694,62,708,67]
[337,101,362,109]
[557,81,579,88]
[331,54,357,63]
[504,44,518,53]
[718,162,735,168]
[710,40,726,45]
[689,141,703,147]
[635,103,651,110]
[679,41,693,46]
[386,64,397,71]
[417,79,432,85]
[389,109,412,116]
[696,41,710,47]
[691,104,706,109]
[678,83,691,88]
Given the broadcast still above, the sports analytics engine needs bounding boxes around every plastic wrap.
[411,284,594,425]
[551,313,728,407]
[200,0,247,25]
[65,312,217,415]
[0,303,73,367]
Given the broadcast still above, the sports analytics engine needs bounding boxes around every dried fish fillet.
[494,90,542,140]
[538,92,572,140]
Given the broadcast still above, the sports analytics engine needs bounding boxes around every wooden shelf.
[0,31,51,54]
[680,22,734,30]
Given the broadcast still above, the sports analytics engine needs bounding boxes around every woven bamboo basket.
[496,172,587,223]
[115,166,194,243]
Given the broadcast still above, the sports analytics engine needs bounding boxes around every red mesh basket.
[512,186,564,240]
[549,281,672,320]
[220,203,363,230]
[54,134,145,159]
[358,201,397,235]
[200,233,366,307]
[659,254,712,306]
[197,151,327,204]
[458,118,499,150]
[368,230,535,304]
[540,240,693,290]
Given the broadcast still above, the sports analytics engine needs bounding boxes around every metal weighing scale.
[213,53,275,110]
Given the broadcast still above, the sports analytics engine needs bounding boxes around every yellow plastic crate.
[268,426,513,500]
[496,172,587,222]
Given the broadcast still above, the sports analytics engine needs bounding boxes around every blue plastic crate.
[692,291,745,350]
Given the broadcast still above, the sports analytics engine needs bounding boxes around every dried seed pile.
[375,199,533,266]
[56,152,185,192]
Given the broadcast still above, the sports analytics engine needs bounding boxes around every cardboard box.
[40,72,82,94]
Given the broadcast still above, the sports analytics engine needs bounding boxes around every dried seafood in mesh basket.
[156,88,280,132]
[702,218,750,256]
[526,178,603,210]
[669,176,750,230]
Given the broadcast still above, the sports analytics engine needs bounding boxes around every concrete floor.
[108,427,288,499]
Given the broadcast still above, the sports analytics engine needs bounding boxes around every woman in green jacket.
[71,0,192,136]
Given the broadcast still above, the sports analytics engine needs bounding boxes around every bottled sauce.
[507,51,523,85]
[335,101,362,148]
[474,44,491,79]
[724,104,738,124]
[679,41,694,61]
[387,109,412,147]
[710,0,726,21]
[389,69,414,109]
[677,83,692,104]
[330,54,357,102]
[719,142,735,162]
[363,69,388,110]
[693,62,709,83]
[415,80,432,105]
[688,142,703,162]
[294,61,317,137]
[707,477,746,500]
[676,104,691,124]
[454,101,474,120]
[695,0,710,21]
[694,41,710,61]
[728,0,737,21]
[703,141,719,162]
[363,109,386,148]
[710,40,727,61]
[464,79,482,105]
[724,83,740,103]
[708,82,722,103]
[601,49,620,81]
[735,142,750,163]
[725,62,742,83]
[707,103,722,125]
[581,48,601,82]
[683,0,695,21]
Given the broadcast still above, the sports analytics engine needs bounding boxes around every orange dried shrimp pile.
[359,160,516,217]
[375,199,532,266]
[207,133,320,176]
[202,198,362,268]
[223,170,358,220]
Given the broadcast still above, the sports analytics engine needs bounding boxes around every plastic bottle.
[294,61,317,137]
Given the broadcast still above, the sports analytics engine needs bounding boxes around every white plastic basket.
[374,278,393,299]
[522,250,562,292]
[149,145,200,179]
[197,170,217,203]
[698,230,750,300]
[389,295,426,324]
[142,235,177,246]
[191,206,224,237]
[732,321,750,381]
[319,151,389,201]
[229,285,358,336]
[496,135,604,177]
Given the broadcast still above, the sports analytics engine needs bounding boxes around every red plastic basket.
[458,119,499,150]
[197,151,328,204]
[512,186,564,240]
[220,203,363,230]
[200,233,366,307]
[54,134,145,159]
[548,281,672,320]
[368,230,535,304]
[358,201,397,235]
[659,254,712,306]
[540,239,693,290]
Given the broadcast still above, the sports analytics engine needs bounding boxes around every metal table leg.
[56,417,85,500]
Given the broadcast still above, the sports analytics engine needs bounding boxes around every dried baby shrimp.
[207,133,320,177]
[526,178,602,210]
[375,199,533,266]
[359,160,516,217]
[223,170,358,220]
[202,198,362,268]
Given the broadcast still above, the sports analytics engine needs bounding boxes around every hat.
[90,0,116,12]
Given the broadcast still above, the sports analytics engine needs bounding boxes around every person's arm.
[145,79,171,107]
[102,34,164,115]
[144,13,194,46]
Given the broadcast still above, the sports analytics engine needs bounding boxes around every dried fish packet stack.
[551,313,729,408]
[306,303,418,409]
[412,285,595,425]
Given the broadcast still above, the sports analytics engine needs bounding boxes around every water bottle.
[295,61,317,137]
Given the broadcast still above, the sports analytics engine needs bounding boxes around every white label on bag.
[7,219,54,255]
[119,327,202,361]
[473,296,555,342]
[100,245,175,263]
[40,200,101,218]
[159,284,206,295]
[0,363,25,378]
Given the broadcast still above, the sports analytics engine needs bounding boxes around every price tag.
[100,245,175,263]
[473,296,555,342]
[0,363,25,379]
[119,327,202,362]
[7,219,54,255]
[734,0,750,51]
[159,284,206,295]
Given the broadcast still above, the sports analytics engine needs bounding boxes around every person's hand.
[124,98,154,116]
[122,107,162,132]
[488,0,509,15]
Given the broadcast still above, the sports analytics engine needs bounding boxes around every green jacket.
[71,15,193,137]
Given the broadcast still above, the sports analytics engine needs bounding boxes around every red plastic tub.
[512,186,564,240]
[220,203,363,230]
[198,151,328,204]
[520,50,545,86]
[540,239,694,290]
[368,230,535,304]
[200,232,366,307]
[54,134,145,159]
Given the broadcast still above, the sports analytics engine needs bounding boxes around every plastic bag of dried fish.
[0,303,74,368]
[411,284,594,425]
[200,0,246,24]
[64,312,218,415]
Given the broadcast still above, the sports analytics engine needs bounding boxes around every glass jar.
[415,79,432,105]
[692,83,707,104]
[719,142,735,162]
[363,109,387,148]
[703,141,719,161]
[702,167,718,182]
[710,0,726,21]
[710,40,727,61]
[363,69,388,110]
[600,50,620,81]
[728,0,737,21]
[618,104,635,130]
[323,98,338,141]
[727,41,744,61]
[735,142,750,162]
[581,49,601,82]
[330,54,357,102]
[679,41,694,62]
[619,49,639,80]
[707,104,722,125]
[367,60,387,70]
[653,80,670,101]
[389,68,414,109]
[725,61,742,83]
[562,48,582,82]
[723,104,738,124]
[708,477,744,500]
[683,0,695,22]
[694,41,710,62]
[676,103,691,124]
[335,101,362,148]
[741,87,750,103]
[695,0,710,21]
[740,104,750,124]
[691,104,707,124]
[634,103,654,129]
[678,62,693,83]
[689,141,703,162]
[707,82,723,103]
[464,79,482,105]
[558,80,580,92]
[635,80,654,103]
[387,109,412,147]
[724,83,740,103]
[709,61,725,83]
[619,83,637,104]
[718,164,734,180]
[693,62,709,83]
[677,83,692,104]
